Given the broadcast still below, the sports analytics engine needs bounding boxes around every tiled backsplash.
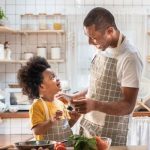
[0,118,32,134]
[0,0,150,90]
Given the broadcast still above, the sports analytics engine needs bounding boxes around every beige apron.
[80,33,129,146]
[41,99,72,142]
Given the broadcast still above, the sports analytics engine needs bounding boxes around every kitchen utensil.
[8,83,20,88]
[51,47,60,59]
[37,46,47,58]
[15,140,56,150]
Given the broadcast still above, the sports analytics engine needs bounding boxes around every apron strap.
[41,99,51,121]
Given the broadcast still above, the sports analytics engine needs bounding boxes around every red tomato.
[54,143,66,150]
[95,136,108,150]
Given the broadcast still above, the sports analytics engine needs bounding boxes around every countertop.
[0,111,150,119]
[0,134,147,150]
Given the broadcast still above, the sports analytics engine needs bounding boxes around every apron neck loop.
[114,32,123,58]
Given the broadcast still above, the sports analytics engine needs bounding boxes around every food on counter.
[54,142,66,150]
[68,135,109,150]
[95,136,108,150]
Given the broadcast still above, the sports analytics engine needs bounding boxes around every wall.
[0,0,150,91]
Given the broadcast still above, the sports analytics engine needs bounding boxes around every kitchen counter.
[0,134,33,149]
[0,111,150,119]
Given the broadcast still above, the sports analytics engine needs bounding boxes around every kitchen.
[0,0,149,149]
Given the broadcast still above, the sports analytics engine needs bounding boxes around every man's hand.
[71,98,96,114]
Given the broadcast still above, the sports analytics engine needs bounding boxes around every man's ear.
[106,27,114,35]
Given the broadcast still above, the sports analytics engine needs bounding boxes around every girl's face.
[39,68,61,99]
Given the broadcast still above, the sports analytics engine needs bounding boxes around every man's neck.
[110,30,125,48]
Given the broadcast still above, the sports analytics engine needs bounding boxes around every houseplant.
[0,7,7,26]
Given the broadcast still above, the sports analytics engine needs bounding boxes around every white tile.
[45,0,55,5]
[113,0,124,5]
[46,5,55,14]
[104,0,114,5]
[65,0,75,5]
[124,0,133,5]
[0,64,5,72]
[84,0,95,5]
[56,0,65,5]
[6,64,16,73]
[6,5,16,15]
[133,0,142,5]
[0,127,11,134]
[11,118,22,127]
[21,128,32,134]
[16,5,26,15]
[26,5,36,14]
[58,63,65,73]
[28,35,38,45]
[36,0,46,5]
[6,73,16,82]
[37,34,47,45]
[65,6,75,15]
[0,83,6,89]
[58,72,66,80]
[16,0,26,5]
[0,73,6,82]
[94,0,104,5]
[143,0,150,5]
[16,34,21,44]
[5,33,16,44]
[0,119,10,128]
[11,127,21,134]
[35,5,46,14]
[55,5,65,14]
[21,118,30,127]
[6,0,15,5]
[0,0,5,5]
[26,0,36,5]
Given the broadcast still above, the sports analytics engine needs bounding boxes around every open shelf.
[0,26,16,33]
[0,59,64,64]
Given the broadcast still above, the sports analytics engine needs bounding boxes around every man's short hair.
[83,7,117,31]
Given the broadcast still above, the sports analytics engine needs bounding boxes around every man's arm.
[73,88,88,99]
[72,87,138,116]
[94,87,138,115]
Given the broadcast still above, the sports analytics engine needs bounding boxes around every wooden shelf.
[0,26,16,33]
[18,29,65,34]
[0,112,29,118]
[133,111,150,117]
[0,26,65,34]
[0,59,64,64]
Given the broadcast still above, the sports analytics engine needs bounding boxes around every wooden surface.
[0,112,29,118]
[0,134,33,148]
[0,26,15,33]
[1,111,150,119]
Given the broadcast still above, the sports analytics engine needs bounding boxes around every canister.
[24,52,34,60]
[37,46,47,58]
[51,47,61,59]
[0,44,4,60]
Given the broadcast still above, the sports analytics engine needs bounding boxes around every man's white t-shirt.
[101,37,143,88]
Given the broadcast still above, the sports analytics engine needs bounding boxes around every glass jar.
[21,14,28,30]
[38,13,47,30]
[27,14,37,30]
[53,14,62,30]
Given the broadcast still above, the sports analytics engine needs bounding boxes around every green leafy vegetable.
[68,135,97,150]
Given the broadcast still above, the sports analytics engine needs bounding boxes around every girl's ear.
[39,83,45,92]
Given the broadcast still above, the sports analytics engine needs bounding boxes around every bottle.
[4,41,11,60]
[0,43,4,60]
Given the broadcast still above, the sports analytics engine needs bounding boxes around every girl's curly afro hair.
[17,56,50,100]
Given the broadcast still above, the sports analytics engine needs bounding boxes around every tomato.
[54,143,66,150]
[95,136,108,150]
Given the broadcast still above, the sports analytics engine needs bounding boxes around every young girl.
[17,56,77,142]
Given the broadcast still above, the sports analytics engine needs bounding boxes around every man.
[57,7,143,146]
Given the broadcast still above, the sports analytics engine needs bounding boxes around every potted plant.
[0,7,7,26]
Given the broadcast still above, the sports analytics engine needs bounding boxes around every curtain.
[127,117,150,147]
